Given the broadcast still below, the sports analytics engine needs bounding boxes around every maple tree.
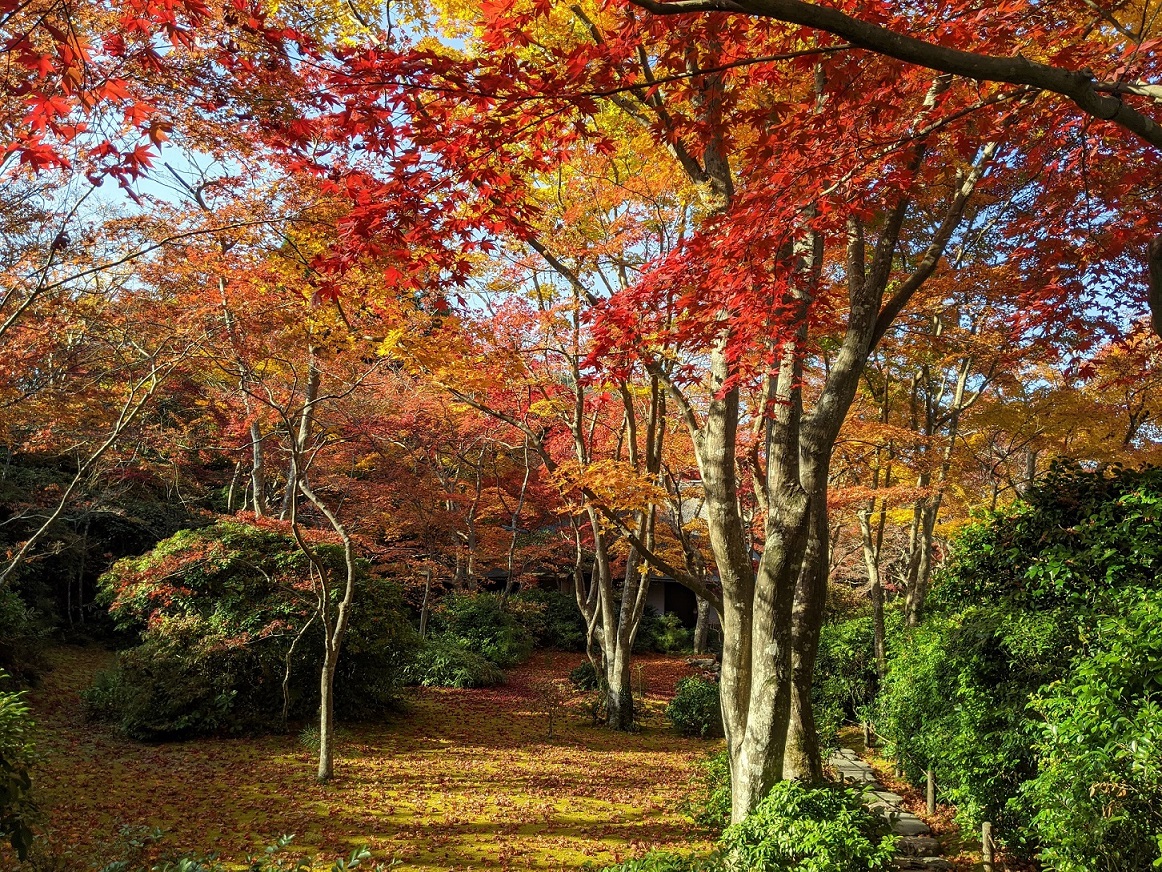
[196,0,1161,817]
[3,0,1162,848]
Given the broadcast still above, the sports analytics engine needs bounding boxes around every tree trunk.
[282,359,320,520]
[859,505,888,678]
[902,496,925,626]
[783,497,829,782]
[225,460,240,513]
[906,502,939,625]
[250,420,268,516]
[502,440,533,601]
[290,473,360,785]
[606,642,635,730]
[693,596,712,654]
[317,653,336,782]
[419,567,432,639]
[604,522,653,730]
[1019,447,1038,494]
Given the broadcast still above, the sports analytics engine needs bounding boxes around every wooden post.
[982,821,994,872]
[864,721,873,749]
[926,769,936,814]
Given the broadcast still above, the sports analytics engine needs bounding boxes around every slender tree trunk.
[226,460,242,513]
[906,501,939,625]
[859,507,888,678]
[75,514,90,625]
[903,493,926,626]
[317,653,337,782]
[605,514,654,729]
[288,462,361,784]
[419,567,432,639]
[1019,447,1038,494]
[502,440,533,601]
[282,357,320,520]
[693,596,712,654]
[606,640,635,730]
[250,420,268,517]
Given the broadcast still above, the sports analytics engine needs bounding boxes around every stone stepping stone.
[898,836,941,856]
[887,812,931,836]
[833,761,879,782]
[894,859,953,871]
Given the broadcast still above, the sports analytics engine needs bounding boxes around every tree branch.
[628,0,1162,149]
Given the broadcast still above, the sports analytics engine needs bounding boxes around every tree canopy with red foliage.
[5,0,1162,831]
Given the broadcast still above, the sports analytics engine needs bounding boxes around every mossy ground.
[17,648,715,870]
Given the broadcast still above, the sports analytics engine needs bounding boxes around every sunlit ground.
[17,648,716,870]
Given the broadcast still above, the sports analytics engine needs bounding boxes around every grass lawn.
[19,648,716,870]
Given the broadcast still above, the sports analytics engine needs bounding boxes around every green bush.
[0,673,36,859]
[1021,591,1162,872]
[667,676,722,738]
[874,607,1062,844]
[569,660,600,691]
[404,638,505,688]
[632,605,664,653]
[430,592,533,668]
[652,613,692,654]
[876,463,1162,863]
[85,518,416,739]
[0,588,48,684]
[97,832,380,872]
[812,614,885,753]
[598,851,720,872]
[720,781,896,872]
[686,748,731,832]
[622,766,893,872]
[511,589,588,650]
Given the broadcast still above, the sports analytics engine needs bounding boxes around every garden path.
[828,748,952,871]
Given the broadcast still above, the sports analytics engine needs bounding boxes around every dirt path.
[17,648,713,871]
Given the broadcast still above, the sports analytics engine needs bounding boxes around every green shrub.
[85,518,416,739]
[632,605,664,653]
[511,589,588,650]
[569,660,600,691]
[1021,590,1162,872]
[667,676,722,738]
[812,614,883,754]
[404,638,505,688]
[652,613,692,654]
[0,588,48,684]
[874,607,1063,845]
[931,462,1162,613]
[598,851,720,872]
[720,781,896,872]
[97,833,380,872]
[430,592,533,668]
[0,673,36,859]
[622,769,893,872]
[876,463,1162,863]
[686,748,731,832]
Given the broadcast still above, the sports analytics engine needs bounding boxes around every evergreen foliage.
[876,463,1162,866]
